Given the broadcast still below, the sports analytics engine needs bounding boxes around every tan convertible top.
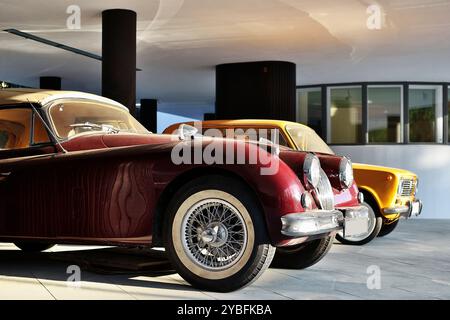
[0,88,128,111]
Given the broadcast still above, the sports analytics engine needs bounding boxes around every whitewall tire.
[164,175,275,292]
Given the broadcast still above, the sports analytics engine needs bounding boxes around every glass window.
[48,101,149,140]
[448,88,450,143]
[367,86,403,143]
[328,87,362,144]
[206,127,289,147]
[0,108,32,149]
[33,114,51,144]
[408,85,443,143]
[297,88,323,137]
[285,124,334,154]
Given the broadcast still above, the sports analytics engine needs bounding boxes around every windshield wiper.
[70,122,121,134]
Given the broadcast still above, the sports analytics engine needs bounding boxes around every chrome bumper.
[403,199,422,218]
[281,205,369,238]
[384,206,409,214]
[384,199,422,218]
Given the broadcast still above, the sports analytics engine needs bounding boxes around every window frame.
[408,84,443,144]
[366,84,404,144]
[0,103,54,152]
[297,81,448,146]
[326,85,363,144]
[296,87,322,124]
[445,85,449,144]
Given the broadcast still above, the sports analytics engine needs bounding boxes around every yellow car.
[164,119,422,245]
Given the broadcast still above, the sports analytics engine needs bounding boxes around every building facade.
[297,82,450,219]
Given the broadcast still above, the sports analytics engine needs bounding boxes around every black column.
[403,84,409,143]
[216,61,296,121]
[102,9,137,116]
[40,76,61,90]
[444,84,448,144]
[140,99,157,133]
[204,113,217,120]
[320,85,327,141]
[361,83,368,144]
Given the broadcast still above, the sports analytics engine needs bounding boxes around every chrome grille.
[315,169,335,210]
[399,179,415,197]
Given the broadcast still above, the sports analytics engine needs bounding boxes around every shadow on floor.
[0,247,198,292]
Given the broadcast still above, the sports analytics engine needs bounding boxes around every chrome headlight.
[339,157,354,188]
[303,154,321,189]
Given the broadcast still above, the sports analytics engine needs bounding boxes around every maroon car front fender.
[151,139,307,246]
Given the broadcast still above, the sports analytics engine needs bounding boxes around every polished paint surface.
[165,119,419,219]
[0,90,325,248]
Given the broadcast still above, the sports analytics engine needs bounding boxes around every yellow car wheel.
[378,219,400,237]
[270,235,334,269]
[335,202,383,245]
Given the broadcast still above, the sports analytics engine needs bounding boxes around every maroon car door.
[0,106,155,243]
[0,148,156,243]
[0,106,57,237]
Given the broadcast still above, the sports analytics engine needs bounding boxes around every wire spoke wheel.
[165,177,275,291]
[181,199,248,271]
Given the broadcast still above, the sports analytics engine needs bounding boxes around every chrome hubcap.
[199,222,229,247]
[181,199,247,271]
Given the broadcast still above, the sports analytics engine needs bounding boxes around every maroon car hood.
[61,133,179,151]
[102,134,177,148]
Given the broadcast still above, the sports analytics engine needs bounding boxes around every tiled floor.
[0,219,449,300]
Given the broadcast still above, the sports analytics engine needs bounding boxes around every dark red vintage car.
[0,89,368,292]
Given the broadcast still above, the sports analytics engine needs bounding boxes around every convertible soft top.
[0,88,128,111]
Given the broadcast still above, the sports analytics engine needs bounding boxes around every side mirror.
[178,124,199,140]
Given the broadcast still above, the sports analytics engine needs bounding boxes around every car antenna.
[28,99,68,154]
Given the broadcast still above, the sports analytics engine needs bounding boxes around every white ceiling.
[1,0,450,105]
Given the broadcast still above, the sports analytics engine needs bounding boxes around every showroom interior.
[0,0,450,300]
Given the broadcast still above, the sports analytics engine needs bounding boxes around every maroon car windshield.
[47,100,149,140]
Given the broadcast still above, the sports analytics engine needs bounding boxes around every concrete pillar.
[204,113,217,120]
[40,76,61,90]
[216,61,296,121]
[140,99,157,133]
[102,9,137,116]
